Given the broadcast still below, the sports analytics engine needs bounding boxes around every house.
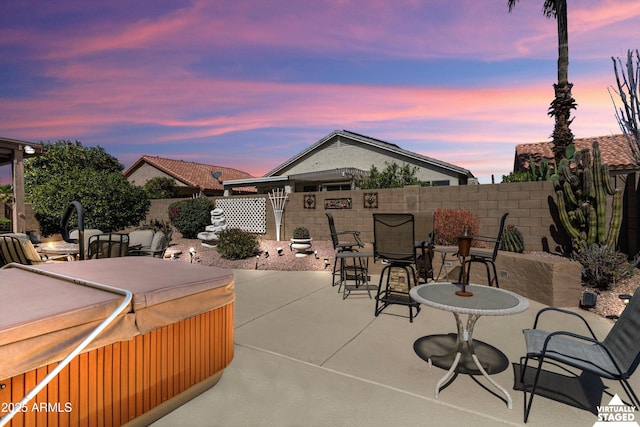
[123,155,256,197]
[223,130,475,194]
[514,134,638,176]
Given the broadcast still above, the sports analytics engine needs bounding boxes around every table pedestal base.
[429,313,514,409]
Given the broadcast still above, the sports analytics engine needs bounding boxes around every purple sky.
[1,0,638,184]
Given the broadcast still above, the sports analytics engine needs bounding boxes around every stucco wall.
[126,163,189,188]
[279,136,463,185]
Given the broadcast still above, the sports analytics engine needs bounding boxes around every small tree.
[144,176,179,199]
[168,197,214,238]
[357,162,423,189]
[25,140,150,235]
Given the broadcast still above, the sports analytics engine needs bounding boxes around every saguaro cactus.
[553,141,624,252]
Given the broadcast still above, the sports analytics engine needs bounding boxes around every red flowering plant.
[433,208,482,246]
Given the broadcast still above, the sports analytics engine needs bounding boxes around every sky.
[1,0,639,185]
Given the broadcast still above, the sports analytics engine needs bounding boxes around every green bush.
[572,244,639,290]
[168,197,214,239]
[293,227,310,239]
[216,228,259,260]
[144,177,179,199]
[25,141,150,236]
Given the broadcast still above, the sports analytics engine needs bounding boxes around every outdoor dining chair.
[372,213,421,322]
[519,288,640,422]
[87,233,129,259]
[460,212,509,287]
[326,213,366,289]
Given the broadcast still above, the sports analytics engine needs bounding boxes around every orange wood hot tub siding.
[0,303,234,427]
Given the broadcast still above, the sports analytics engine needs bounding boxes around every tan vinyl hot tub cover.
[0,257,235,380]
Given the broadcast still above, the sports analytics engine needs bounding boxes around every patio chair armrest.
[532,307,598,339]
[41,254,74,262]
[336,230,364,247]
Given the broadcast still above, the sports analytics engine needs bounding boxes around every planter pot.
[290,238,312,257]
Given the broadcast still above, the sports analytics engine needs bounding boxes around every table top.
[410,282,529,316]
[37,240,79,255]
[432,245,459,254]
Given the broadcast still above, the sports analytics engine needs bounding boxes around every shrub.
[293,227,310,239]
[168,197,214,239]
[216,228,259,260]
[572,244,639,290]
[144,177,179,199]
[433,208,480,246]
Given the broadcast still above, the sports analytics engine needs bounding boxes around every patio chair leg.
[524,355,546,423]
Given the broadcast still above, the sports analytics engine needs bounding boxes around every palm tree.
[509,0,577,163]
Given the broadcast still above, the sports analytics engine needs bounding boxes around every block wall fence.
[146,181,572,254]
[13,176,639,257]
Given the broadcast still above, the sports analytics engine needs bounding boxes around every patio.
[151,269,629,426]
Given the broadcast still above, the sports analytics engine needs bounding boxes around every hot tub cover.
[0,257,234,380]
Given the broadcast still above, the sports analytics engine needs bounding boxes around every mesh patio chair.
[460,212,509,287]
[372,213,421,322]
[326,213,366,289]
[520,288,640,422]
[87,233,129,259]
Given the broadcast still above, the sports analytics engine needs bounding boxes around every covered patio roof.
[0,137,44,233]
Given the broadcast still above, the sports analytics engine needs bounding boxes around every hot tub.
[0,257,234,426]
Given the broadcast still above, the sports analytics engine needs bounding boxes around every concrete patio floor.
[151,269,634,427]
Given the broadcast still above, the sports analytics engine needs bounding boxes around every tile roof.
[124,155,255,193]
[515,134,639,173]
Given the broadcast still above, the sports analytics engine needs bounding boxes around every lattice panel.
[215,198,266,234]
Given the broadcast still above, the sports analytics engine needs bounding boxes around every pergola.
[0,137,44,233]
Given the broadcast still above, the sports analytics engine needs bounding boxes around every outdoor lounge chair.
[519,288,640,422]
[460,212,509,287]
[372,213,421,322]
[87,233,129,259]
[0,235,71,266]
[127,230,169,258]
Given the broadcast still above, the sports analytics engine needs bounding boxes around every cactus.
[526,144,574,181]
[500,224,524,253]
[553,141,624,252]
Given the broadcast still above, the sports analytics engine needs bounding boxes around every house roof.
[515,134,638,173]
[123,155,255,193]
[0,137,43,167]
[265,130,474,178]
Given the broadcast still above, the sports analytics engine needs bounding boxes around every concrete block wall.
[142,181,565,253]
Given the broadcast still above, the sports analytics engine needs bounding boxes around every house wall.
[278,135,463,185]
[126,163,189,189]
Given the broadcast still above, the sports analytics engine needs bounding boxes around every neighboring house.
[124,155,256,197]
[514,134,638,177]
[223,130,475,194]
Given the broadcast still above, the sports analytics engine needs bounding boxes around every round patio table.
[410,282,529,409]
[37,241,80,259]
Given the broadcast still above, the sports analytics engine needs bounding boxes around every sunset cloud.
[0,0,636,183]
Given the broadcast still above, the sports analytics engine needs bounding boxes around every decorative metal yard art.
[268,188,288,241]
[455,226,473,297]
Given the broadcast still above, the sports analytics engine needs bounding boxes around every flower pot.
[290,238,312,257]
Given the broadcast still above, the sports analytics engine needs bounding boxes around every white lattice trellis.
[215,198,266,234]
